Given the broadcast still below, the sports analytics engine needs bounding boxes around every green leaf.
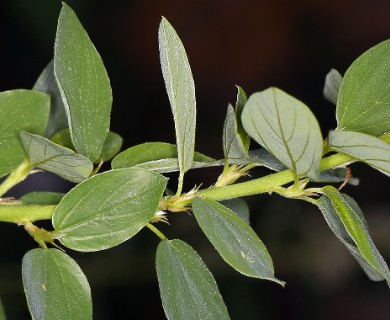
[53,168,167,251]
[220,198,250,224]
[20,131,93,183]
[99,131,123,162]
[336,39,390,136]
[241,87,323,179]
[111,142,218,173]
[318,186,390,285]
[0,90,50,178]
[33,60,68,138]
[234,86,250,151]
[0,298,6,320]
[21,192,64,205]
[223,104,250,161]
[158,17,196,178]
[22,248,92,320]
[51,128,74,150]
[329,130,390,176]
[156,239,230,320]
[323,69,342,105]
[54,3,112,162]
[192,197,284,285]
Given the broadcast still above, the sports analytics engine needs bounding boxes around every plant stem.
[0,204,56,224]
[197,152,354,201]
[0,160,32,197]
[146,223,167,240]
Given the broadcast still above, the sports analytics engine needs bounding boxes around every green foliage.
[0,2,389,319]
[22,248,92,320]
[156,239,230,320]
[0,90,50,178]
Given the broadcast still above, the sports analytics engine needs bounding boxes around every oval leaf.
[21,131,93,183]
[20,192,64,205]
[54,3,112,162]
[156,239,230,320]
[337,39,390,136]
[158,17,196,176]
[329,130,390,176]
[241,87,323,179]
[192,197,284,285]
[323,68,342,105]
[33,60,68,138]
[319,186,390,285]
[111,142,218,173]
[53,168,167,251]
[0,90,50,178]
[22,248,92,320]
[99,131,123,162]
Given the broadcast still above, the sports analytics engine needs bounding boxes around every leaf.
[33,60,68,138]
[156,239,230,320]
[20,131,93,183]
[158,17,196,177]
[54,3,112,162]
[0,298,6,320]
[323,69,342,105]
[111,142,219,173]
[192,197,284,285]
[234,86,250,151]
[336,39,390,136]
[51,128,74,150]
[0,90,50,178]
[52,168,167,251]
[220,198,250,224]
[317,186,390,285]
[223,104,250,161]
[329,130,390,176]
[315,168,359,186]
[241,87,323,179]
[21,192,64,205]
[22,248,92,320]
[99,131,123,162]
[248,149,286,171]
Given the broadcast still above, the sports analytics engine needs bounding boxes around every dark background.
[0,0,390,319]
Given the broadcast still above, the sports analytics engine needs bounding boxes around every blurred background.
[0,0,390,319]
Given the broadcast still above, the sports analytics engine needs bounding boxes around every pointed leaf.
[33,60,68,138]
[318,186,390,284]
[223,104,250,161]
[337,39,390,136]
[156,239,230,320]
[234,86,250,151]
[20,131,93,183]
[193,197,284,285]
[22,248,92,320]
[54,3,112,161]
[241,87,323,179]
[329,130,390,176]
[158,17,196,175]
[111,142,218,173]
[53,168,167,251]
[323,69,342,105]
[20,192,64,205]
[0,90,50,178]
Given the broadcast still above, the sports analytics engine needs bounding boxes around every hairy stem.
[0,160,32,197]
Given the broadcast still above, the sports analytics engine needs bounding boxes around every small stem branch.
[0,160,32,197]
[146,223,167,240]
[0,204,56,224]
[197,152,354,202]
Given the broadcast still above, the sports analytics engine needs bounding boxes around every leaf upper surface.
[337,39,390,136]
[241,87,323,179]
[54,3,112,162]
[156,239,230,320]
[158,17,196,175]
[53,168,167,251]
[22,248,92,320]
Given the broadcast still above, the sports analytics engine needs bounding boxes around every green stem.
[0,160,32,197]
[0,204,56,223]
[146,223,167,240]
[197,152,354,202]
